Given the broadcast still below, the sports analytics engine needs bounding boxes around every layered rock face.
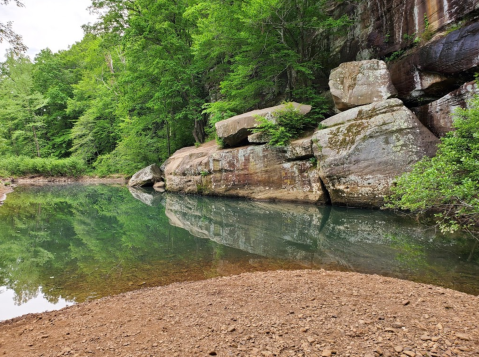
[333,0,479,64]
[412,81,479,137]
[313,99,438,207]
[387,22,479,104]
[162,139,328,204]
[329,60,397,111]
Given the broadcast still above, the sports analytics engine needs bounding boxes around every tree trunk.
[32,125,41,158]
[193,118,206,144]
[166,120,171,157]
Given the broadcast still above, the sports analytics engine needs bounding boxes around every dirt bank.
[0,270,477,357]
[10,176,128,184]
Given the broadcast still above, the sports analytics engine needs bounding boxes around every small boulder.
[329,60,397,111]
[128,164,163,187]
[216,102,311,147]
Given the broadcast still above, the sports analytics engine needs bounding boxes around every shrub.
[386,95,479,238]
[252,102,319,146]
[0,156,87,177]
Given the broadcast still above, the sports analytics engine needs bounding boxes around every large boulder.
[215,102,311,148]
[162,139,327,204]
[412,81,479,137]
[329,60,397,111]
[128,164,163,187]
[312,99,439,207]
[388,22,479,104]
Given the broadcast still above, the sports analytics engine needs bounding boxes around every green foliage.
[385,50,405,62]
[0,156,87,177]
[195,0,350,117]
[386,96,479,238]
[0,52,47,158]
[252,103,318,146]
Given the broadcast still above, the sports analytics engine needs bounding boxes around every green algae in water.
[0,184,478,321]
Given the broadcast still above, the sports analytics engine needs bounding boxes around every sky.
[0,0,98,60]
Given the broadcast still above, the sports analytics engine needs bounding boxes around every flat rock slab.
[1,270,477,356]
[128,164,163,187]
[329,60,397,111]
[215,102,311,148]
[412,80,479,137]
[312,99,439,207]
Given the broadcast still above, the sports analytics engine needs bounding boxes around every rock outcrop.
[215,102,311,147]
[162,139,327,204]
[329,60,397,111]
[312,99,439,207]
[412,81,479,137]
[128,164,163,187]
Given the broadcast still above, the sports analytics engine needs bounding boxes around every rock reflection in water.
[163,194,479,293]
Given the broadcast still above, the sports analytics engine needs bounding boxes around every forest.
[0,0,348,176]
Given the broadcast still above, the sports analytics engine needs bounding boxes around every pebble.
[455,333,471,341]
[394,346,403,353]
[321,349,333,357]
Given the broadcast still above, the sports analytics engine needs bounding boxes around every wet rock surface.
[128,164,163,187]
[329,60,397,111]
[312,99,439,207]
[215,103,311,148]
[412,81,479,137]
[0,270,477,356]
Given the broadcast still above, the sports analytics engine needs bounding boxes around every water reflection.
[0,184,477,321]
[164,194,479,291]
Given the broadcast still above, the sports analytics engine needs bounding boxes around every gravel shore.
[0,270,477,356]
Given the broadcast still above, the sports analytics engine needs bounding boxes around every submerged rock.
[128,164,163,187]
[412,80,479,137]
[312,99,439,207]
[215,102,311,148]
[329,60,397,111]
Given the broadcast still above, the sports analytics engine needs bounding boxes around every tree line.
[0,0,349,175]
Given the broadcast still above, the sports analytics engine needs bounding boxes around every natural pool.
[0,184,478,321]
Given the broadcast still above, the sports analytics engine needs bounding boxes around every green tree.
[0,0,27,53]
[386,96,479,239]
[193,0,349,118]
[0,52,47,157]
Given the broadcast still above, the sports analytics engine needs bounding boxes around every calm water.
[0,184,478,321]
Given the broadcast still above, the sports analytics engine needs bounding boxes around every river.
[0,184,477,321]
